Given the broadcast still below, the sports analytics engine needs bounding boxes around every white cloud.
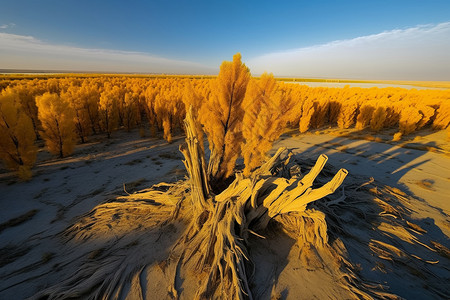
[0,23,16,29]
[0,33,214,74]
[247,22,450,80]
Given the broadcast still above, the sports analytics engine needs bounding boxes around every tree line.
[1,54,449,180]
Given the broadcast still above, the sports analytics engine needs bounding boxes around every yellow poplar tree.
[370,106,387,132]
[299,98,315,133]
[0,89,37,180]
[337,100,358,129]
[79,80,101,134]
[356,104,375,130]
[432,102,450,129]
[62,85,91,143]
[123,91,139,132]
[398,106,422,136]
[310,98,330,129]
[99,83,120,138]
[36,92,76,158]
[6,84,41,138]
[143,83,159,137]
[154,87,174,143]
[416,104,435,130]
[241,73,293,176]
[199,53,250,181]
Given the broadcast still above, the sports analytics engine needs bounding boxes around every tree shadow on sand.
[274,140,450,299]
[291,136,437,188]
[0,183,186,299]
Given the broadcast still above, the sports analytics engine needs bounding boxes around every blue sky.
[1,0,450,80]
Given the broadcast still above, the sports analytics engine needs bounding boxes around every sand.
[0,128,448,299]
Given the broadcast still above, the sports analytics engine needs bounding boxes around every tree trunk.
[179,107,210,218]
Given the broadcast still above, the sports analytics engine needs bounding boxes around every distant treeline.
[1,56,449,180]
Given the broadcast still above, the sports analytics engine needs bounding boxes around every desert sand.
[0,128,449,299]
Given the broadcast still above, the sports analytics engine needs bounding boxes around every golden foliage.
[5,84,42,138]
[0,89,37,180]
[241,73,294,176]
[370,106,387,132]
[299,98,315,133]
[0,57,449,180]
[200,53,251,180]
[36,92,76,158]
[123,91,139,132]
[432,101,450,129]
[337,101,358,129]
[356,104,375,130]
[416,104,435,130]
[143,83,159,137]
[392,132,403,141]
[399,106,422,135]
[62,85,91,143]
[310,99,330,129]
[398,105,434,136]
[99,82,120,138]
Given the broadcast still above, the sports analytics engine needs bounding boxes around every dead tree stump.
[174,108,348,299]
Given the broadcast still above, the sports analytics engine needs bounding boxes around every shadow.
[247,222,295,299]
[281,149,450,299]
[285,135,438,195]
[0,195,185,299]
